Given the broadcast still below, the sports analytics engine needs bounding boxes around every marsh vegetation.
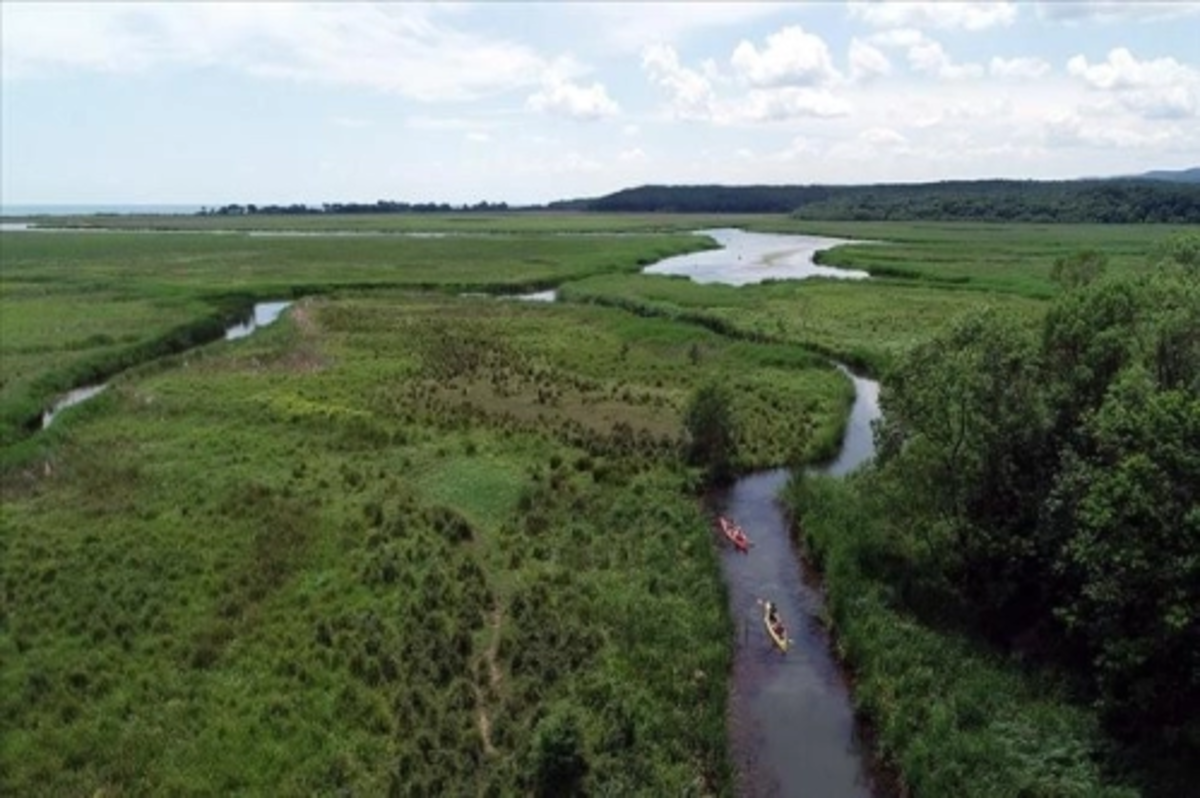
[1,217,1195,795]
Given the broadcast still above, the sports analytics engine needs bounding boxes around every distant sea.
[0,204,204,216]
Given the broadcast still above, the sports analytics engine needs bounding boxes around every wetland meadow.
[1,215,1195,796]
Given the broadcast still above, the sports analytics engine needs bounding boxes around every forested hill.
[790,178,1200,222]
[1138,167,1200,183]
[553,184,834,213]
[556,179,1200,223]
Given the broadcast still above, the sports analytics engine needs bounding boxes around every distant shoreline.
[0,205,205,217]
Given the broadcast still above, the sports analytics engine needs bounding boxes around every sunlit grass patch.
[410,448,529,534]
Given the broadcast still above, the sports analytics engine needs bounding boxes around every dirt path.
[474,604,504,757]
[281,299,327,373]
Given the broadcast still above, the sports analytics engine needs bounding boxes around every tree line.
[554,179,1200,223]
[868,232,1199,752]
[197,200,511,216]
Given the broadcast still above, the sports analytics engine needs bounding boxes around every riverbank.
[785,474,1138,796]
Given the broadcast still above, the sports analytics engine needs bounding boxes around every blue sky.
[3,2,1199,206]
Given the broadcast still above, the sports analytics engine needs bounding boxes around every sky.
[2,1,1199,206]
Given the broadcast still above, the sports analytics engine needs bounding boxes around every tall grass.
[784,473,1136,797]
[0,230,712,449]
[2,290,849,794]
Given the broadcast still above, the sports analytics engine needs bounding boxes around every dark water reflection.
[712,366,884,797]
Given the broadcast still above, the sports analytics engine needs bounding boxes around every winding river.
[712,380,882,798]
[641,228,885,796]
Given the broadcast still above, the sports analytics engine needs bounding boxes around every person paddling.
[765,600,782,633]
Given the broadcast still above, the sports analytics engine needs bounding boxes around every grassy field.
[561,272,1046,374]
[0,229,711,449]
[753,220,1198,296]
[1,215,1188,795]
[9,211,781,234]
[0,288,854,795]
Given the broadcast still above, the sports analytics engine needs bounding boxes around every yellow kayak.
[763,604,789,653]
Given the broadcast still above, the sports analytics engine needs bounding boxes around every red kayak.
[718,516,750,552]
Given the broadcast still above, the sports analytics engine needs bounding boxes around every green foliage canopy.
[683,381,739,485]
[873,233,1200,747]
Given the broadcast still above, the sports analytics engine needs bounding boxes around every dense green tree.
[683,382,738,485]
[1042,277,1145,441]
[1046,367,1200,740]
[574,179,1200,221]
[875,308,1051,634]
[1050,249,1108,289]
[528,704,589,797]
[1151,231,1200,271]
[873,242,1200,747]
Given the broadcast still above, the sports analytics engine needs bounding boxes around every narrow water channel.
[712,366,883,798]
[40,301,291,429]
[640,227,887,795]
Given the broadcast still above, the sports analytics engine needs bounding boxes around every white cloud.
[330,117,370,129]
[737,87,853,121]
[907,38,983,79]
[849,38,892,81]
[1067,47,1195,90]
[868,29,982,80]
[466,132,491,143]
[730,25,839,87]
[1,3,556,101]
[990,56,1051,79]
[527,76,619,120]
[552,152,603,173]
[622,124,640,137]
[848,1,1018,31]
[618,147,647,162]
[642,43,717,120]
[407,115,498,132]
[1067,48,1200,118]
[573,3,792,52]
[1035,2,1200,23]
[860,126,907,146]
[775,136,820,161]
[1044,111,1180,148]
[894,95,1016,129]
[867,28,927,48]
[644,41,850,124]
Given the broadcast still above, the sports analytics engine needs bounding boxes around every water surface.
[713,365,884,797]
[42,385,109,429]
[225,301,293,340]
[644,228,869,285]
